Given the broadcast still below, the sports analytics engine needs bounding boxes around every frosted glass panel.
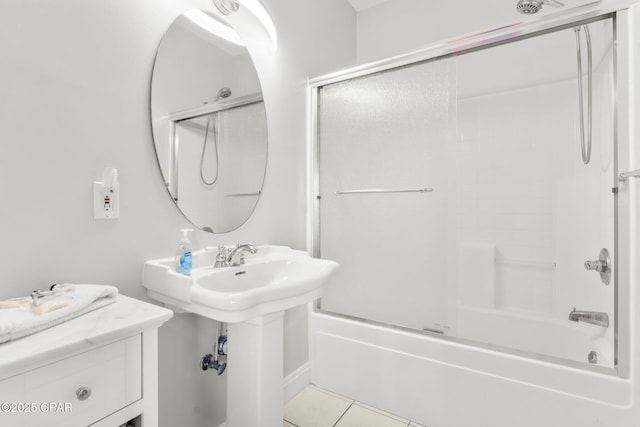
[316,18,616,367]
[318,59,457,331]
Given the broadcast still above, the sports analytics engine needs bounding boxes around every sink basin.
[142,245,339,322]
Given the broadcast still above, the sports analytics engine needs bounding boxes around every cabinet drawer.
[0,335,142,427]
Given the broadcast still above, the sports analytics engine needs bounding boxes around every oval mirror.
[150,10,268,233]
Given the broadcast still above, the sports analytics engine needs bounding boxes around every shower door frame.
[308,6,633,377]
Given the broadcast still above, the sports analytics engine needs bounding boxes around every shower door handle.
[584,248,611,285]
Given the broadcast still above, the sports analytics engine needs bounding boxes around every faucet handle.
[214,246,230,268]
[584,259,606,272]
[583,248,611,286]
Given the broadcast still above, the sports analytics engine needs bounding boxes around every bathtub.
[309,308,631,427]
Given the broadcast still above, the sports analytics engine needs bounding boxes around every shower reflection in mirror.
[199,88,232,188]
[166,93,266,229]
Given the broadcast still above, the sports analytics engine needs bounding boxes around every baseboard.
[283,361,311,402]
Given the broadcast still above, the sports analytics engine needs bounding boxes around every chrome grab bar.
[619,169,640,181]
[568,308,609,328]
[335,188,433,195]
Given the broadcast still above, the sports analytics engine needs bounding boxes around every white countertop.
[0,295,173,380]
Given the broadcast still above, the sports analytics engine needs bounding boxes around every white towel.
[0,284,118,344]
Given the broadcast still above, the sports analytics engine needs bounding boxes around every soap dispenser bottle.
[175,228,193,275]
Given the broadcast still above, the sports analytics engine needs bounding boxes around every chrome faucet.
[214,243,258,268]
[228,243,258,266]
[568,308,609,327]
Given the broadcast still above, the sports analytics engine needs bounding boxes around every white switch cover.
[93,182,119,219]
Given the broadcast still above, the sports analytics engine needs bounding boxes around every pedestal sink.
[142,245,339,427]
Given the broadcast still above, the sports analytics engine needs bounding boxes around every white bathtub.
[309,309,632,427]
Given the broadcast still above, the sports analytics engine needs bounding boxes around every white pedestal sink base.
[226,312,284,427]
[142,246,339,426]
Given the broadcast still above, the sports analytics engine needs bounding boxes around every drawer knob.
[76,386,92,401]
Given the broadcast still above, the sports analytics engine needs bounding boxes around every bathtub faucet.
[568,308,609,327]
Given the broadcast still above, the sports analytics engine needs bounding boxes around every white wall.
[0,1,355,426]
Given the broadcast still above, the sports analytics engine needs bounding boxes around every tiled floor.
[284,385,425,427]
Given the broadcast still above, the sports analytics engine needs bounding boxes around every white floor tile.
[284,385,353,427]
[335,403,409,427]
[409,422,426,427]
[284,421,297,427]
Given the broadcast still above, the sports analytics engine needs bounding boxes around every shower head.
[516,0,565,14]
[215,87,232,101]
[516,0,542,14]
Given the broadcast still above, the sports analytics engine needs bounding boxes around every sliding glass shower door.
[315,17,616,368]
[318,58,456,332]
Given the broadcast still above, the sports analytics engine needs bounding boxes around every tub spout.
[568,309,609,327]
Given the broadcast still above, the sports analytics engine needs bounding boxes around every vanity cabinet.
[0,295,172,427]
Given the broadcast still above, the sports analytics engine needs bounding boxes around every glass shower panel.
[318,59,457,332]
[316,17,615,367]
